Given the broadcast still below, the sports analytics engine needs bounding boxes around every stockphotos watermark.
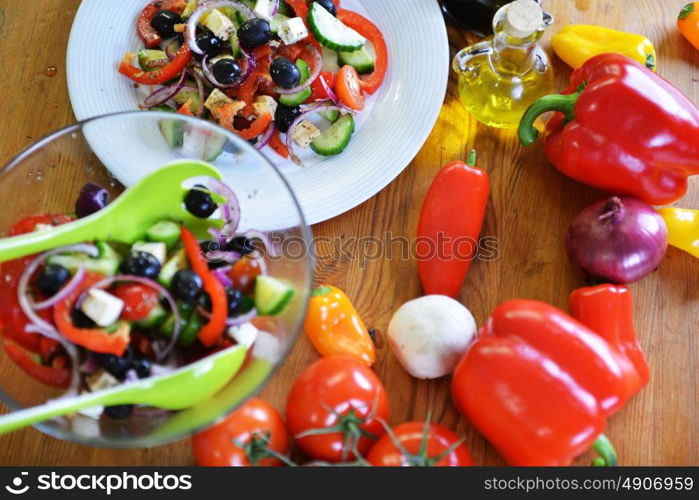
[202,232,500,269]
[4,470,192,496]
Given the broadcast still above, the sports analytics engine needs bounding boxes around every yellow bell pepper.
[552,25,657,72]
[658,207,699,258]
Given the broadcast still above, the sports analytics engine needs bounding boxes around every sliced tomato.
[229,256,263,295]
[113,284,159,321]
[335,65,365,110]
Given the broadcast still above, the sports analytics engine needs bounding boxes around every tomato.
[113,284,159,321]
[335,65,365,110]
[229,256,262,295]
[193,398,291,466]
[306,71,337,103]
[367,421,473,466]
[286,356,389,462]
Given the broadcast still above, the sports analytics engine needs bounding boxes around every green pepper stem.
[311,285,332,297]
[592,434,618,467]
[467,149,477,167]
[518,84,586,147]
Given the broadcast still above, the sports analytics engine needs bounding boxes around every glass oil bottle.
[452,0,554,129]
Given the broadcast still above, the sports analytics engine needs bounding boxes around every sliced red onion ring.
[186,1,257,56]
[255,122,276,150]
[33,266,86,311]
[243,229,280,258]
[208,178,241,238]
[201,52,255,89]
[208,227,228,246]
[166,42,179,61]
[205,250,242,263]
[87,275,180,362]
[270,0,280,16]
[141,70,189,109]
[213,268,234,288]
[286,102,348,167]
[197,305,258,326]
[276,43,323,95]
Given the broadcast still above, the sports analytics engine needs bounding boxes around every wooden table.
[0,0,696,466]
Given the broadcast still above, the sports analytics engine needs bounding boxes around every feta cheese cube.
[228,322,259,349]
[254,0,276,20]
[253,95,278,118]
[203,9,235,41]
[204,88,234,112]
[80,289,124,327]
[278,17,308,45]
[291,120,321,148]
[132,241,167,264]
[85,369,120,392]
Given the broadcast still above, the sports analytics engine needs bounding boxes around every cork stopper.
[503,0,544,38]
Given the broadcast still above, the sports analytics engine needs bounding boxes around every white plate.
[67,0,449,225]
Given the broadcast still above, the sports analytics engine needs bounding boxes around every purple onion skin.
[566,197,668,284]
[76,182,109,218]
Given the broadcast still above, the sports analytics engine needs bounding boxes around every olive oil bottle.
[452,0,554,129]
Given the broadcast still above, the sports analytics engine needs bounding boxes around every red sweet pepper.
[519,53,699,205]
[119,43,192,86]
[181,227,228,346]
[452,298,648,466]
[269,129,289,159]
[3,340,71,388]
[337,9,388,95]
[417,151,490,298]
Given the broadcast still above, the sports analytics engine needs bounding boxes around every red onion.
[207,178,241,238]
[76,183,109,218]
[243,229,279,258]
[276,43,323,95]
[213,268,234,288]
[201,52,255,89]
[286,102,347,166]
[186,1,257,56]
[33,266,86,310]
[88,275,180,361]
[141,70,189,109]
[566,197,668,284]
[255,122,276,150]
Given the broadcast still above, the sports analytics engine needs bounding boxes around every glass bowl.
[0,111,313,447]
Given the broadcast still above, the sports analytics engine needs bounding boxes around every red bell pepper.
[452,299,647,465]
[306,71,336,103]
[119,43,192,85]
[519,53,699,205]
[269,129,289,159]
[3,340,71,388]
[181,227,228,346]
[417,151,490,298]
[53,273,131,357]
[569,284,650,394]
[337,9,388,95]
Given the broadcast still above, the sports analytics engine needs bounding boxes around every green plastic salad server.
[0,344,247,435]
[0,160,224,263]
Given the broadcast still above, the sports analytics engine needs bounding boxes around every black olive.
[274,104,301,133]
[36,264,71,297]
[212,58,242,84]
[198,293,212,312]
[151,9,181,39]
[104,404,134,419]
[199,240,229,269]
[225,236,256,255]
[184,186,217,218]
[171,269,204,303]
[196,33,223,57]
[237,18,272,49]
[132,358,152,379]
[99,347,135,380]
[71,308,96,328]
[270,57,301,89]
[226,288,243,316]
[120,251,162,280]
[314,0,337,16]
[76,182,109,218]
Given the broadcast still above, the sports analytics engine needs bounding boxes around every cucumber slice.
[270,13,290,34]
[308,2,366,51]
[319,109,340,123]
[96,241,120,262]
[158,249,187,287]
[158,111,185,149]
[279,59,312,107]
[138,49,169,72]
[204,134,228,162]
[134,303,167,329]
[311,114,355,156]
[47,254,120,276]
[145,221,182,249]
[277,0,293,17]
[179,310,204,346]
[338,47,375,75]
[255,275,295,316]
[174,86,203,115]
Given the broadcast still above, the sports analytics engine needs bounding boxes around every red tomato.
[112,284,159,321]
[335,65,365,110]
[286,356,389,462]
[306,71,337,103]
[367,421,473,466]
[229,256,262,295]
[192,398,290,466]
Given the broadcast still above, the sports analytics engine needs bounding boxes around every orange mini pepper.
[304,285,375,365]
[679,3,699,50]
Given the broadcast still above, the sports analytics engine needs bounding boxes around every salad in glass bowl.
[117,0,388,166]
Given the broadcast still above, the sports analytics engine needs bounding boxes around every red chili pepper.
[337,9,388,95]
[137,1,162,49]
[269,129,289,159]
[3,340,71,388]
[119,43,192,86]
[452,299,645,465]
[53,273,131,357]
[181,227,228,346]
[519,53,699,205]
[569,284,650,395]
[416,151,490,298]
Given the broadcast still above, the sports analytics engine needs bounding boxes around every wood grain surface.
[0,0,697,466]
